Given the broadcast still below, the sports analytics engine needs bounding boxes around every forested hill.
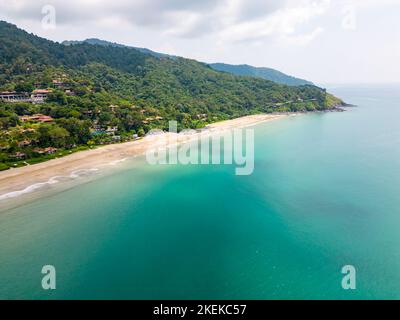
[63,39,313,86]
[0,22,149,75]
[209,63,313,86]
[0,20,342,117]
[63,38,173,59]
[0,20,344,170]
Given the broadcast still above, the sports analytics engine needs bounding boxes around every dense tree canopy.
[0,21,344,170]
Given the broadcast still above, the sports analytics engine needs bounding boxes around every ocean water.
[0,85,399,299]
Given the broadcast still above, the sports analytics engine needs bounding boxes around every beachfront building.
[112,135,121,141]
[106,126,118,135]
[17,140,32,147]
[33,147,57,155]
[10,152,26,159]
[196,113,207,120]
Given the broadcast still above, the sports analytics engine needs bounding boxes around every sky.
[0,0,399,85]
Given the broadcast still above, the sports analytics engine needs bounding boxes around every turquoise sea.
[0,85,399,299]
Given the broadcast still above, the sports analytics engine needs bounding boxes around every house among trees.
[0,89,52,103]
[31,89,52,103]
[0,91,31,102]
[144,116,163,122]
[52,79,72,88]
[19,114,54,123]
[109,105,118,113]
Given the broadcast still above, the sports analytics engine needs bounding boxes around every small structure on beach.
[17,140,32,147]
[33,147,58,155]
[10,152,26,159]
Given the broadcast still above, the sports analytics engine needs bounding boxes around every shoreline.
[0,113,289,204]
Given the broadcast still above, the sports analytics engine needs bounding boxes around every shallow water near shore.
[0,157,140,213]
[0,84,400,299]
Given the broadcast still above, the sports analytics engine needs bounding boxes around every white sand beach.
[0,114,287,201]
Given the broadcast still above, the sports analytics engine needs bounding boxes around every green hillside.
[63,39,313,86]
[209,63,313,86]
[0,21,344,170]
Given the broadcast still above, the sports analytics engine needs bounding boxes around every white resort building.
[0,89,52,104]
[0,92,31,102]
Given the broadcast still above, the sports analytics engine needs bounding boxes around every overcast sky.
[0,0,399,85]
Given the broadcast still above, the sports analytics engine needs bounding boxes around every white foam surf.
[0,168,100,201]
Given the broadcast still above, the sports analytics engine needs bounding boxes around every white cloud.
[0,0,330,44]
[280,27,324,46]
[216,0,330,45]
[0,0,399,83]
